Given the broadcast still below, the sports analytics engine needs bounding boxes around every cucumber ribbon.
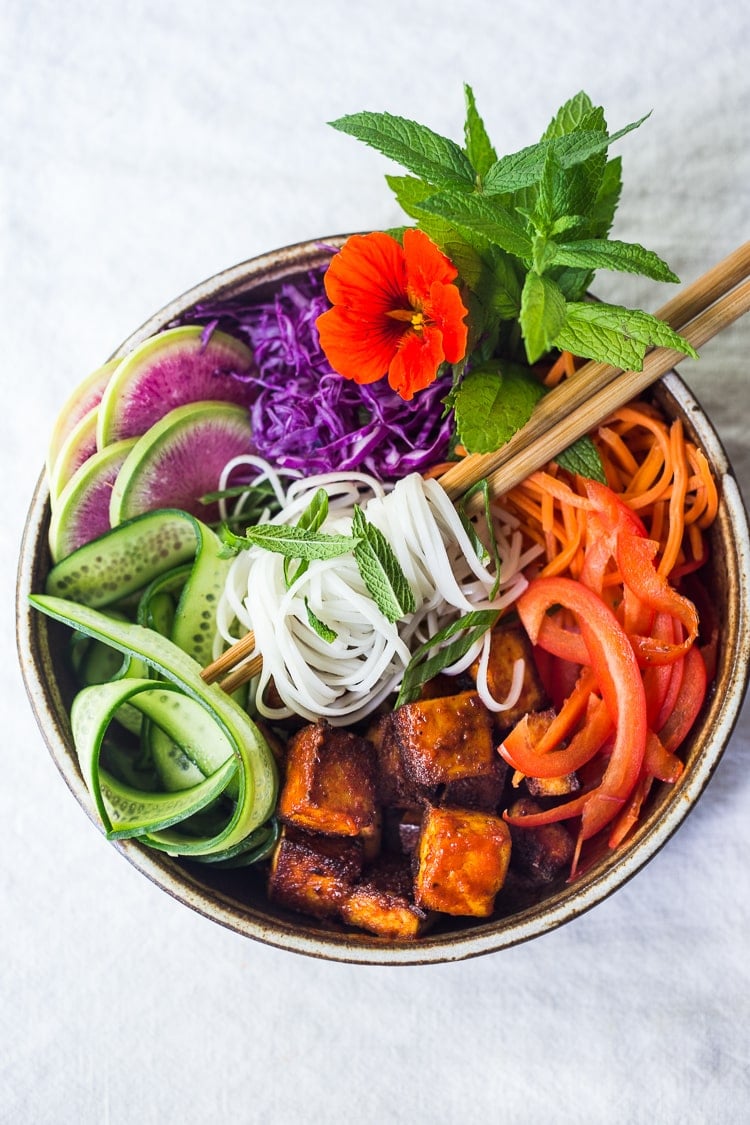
[31,509,278,861]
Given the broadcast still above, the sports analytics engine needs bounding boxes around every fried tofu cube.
[416,672,466,700]
[341,855,428,940]
[389,691,497,791]
[278,722,377,837]
[442,761,507,812]
[469,625,547,729]
[525,772,580,798]
[506,797,575,884]
[370,714,421,806]
[415,805,512,917]
[268,828,363,919]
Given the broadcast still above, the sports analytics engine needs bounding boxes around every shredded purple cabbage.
[178,268,454,481]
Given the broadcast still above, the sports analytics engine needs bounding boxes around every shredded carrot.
[423,460,460,480]
[542,350,577,387]
[501,398,718,589]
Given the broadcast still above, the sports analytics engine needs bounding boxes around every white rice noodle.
[214,461,542,725]
[473,630,527,713]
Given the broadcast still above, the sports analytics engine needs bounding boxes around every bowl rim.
[16,237,750,964]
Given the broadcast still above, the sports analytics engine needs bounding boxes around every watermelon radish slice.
[49,439,137,563]
[48,406,99,506]
[97,326,255,448]
[47,359,118,476]
[109,400,253,526]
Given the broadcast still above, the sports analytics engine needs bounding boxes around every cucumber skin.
[46,508,201,608]
[30,594,278,856]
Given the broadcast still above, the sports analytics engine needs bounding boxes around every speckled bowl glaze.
[16,238,750,964]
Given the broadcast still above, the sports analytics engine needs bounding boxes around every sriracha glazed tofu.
[341,856,429,940]
[278,722,378,837]
[388,691,497,790]
[415,805,512,917]
[469,626,547,729]
[268,828,363,919]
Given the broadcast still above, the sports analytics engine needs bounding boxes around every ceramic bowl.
[16,237,750,964]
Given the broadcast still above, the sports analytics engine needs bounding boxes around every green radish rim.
[48,438,137,564]
[48,406,100,506]
[107,399,254,528]
[96,325,254,448]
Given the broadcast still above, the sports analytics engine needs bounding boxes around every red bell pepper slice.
[657,645,707,754]
[510,576,648,870]
[499,694,613,778]
[616,535,699,663]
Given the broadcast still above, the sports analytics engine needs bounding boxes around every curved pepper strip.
[616,535,699,664]
[658,645,707,755]
[499,693,613,779]
[583,480,699,666]
[506,576,648,872]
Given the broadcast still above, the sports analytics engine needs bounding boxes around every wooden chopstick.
[200,243,750,691]
[438,241,750,503]
[201,629,261,690]
[455,276,750,509]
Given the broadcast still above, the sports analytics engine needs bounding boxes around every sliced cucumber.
[46,508,208,609]
[31,596,277,856]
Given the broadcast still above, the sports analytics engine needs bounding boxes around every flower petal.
[402,227,458,305]
[424,279,469,364]
[323,232,407,315]
[316,305,402,384]
[388,326,445,400]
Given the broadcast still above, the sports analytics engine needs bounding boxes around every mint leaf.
[482,115,649,195]
[548,238,680,282]
[520,271,568,364]
[329,111,475,188]
[548,265,595,302]
[385,173,434,218]
[238,524,359,561]
[463,83,497,179]
[351,507,416,623]
[305,600,338,643]
[285,487,329,586]
[453,362,545,454]
[554,302,698,370]
[475,245,523,319]
[590,156,622,237]
[542,91,595,138]
[555,434,607,483]
[418,189,533,260]
[395,610,500,708]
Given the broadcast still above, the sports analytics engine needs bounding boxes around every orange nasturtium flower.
[315,229,469,401]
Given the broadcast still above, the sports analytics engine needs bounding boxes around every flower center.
[387,307,426,333]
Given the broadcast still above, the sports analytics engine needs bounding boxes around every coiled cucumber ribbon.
[31,509,278,861]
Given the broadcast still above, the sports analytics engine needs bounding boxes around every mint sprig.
[395,610,501,708]
[329,111,475,189]
[352,506,416,623]
[329,88,699,475]
[227,524,359,561]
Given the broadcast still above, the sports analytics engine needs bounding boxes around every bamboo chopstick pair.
[202,241,750,692]
[438,241,750,506]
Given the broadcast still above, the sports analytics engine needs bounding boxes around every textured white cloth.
[2,2,749,1122]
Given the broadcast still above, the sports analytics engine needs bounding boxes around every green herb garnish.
[328,87,698,467]
[395,609,501,708]
[352,506,416,623]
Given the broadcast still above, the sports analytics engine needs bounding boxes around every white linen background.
[2,1,749,1121]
